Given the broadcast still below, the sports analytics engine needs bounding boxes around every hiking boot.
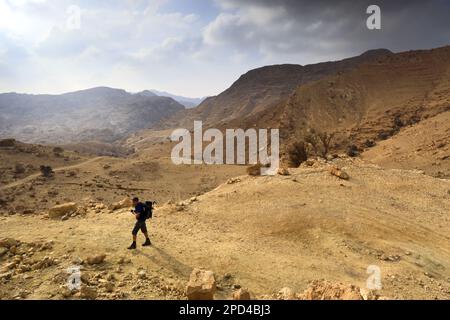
[127,242,137,250]
[142,239,152,247]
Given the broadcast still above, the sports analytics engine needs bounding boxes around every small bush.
[347,145,359,157]
[364,139,376,148]
[0,139,16,148]
[394,116,404,129]
[304,130,335,158]
[287,141,308,167]
[14,163,26,174]
[53,147,64,156]
[40,165,54,178]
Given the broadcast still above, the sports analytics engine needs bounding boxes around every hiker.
[128,197,152,250]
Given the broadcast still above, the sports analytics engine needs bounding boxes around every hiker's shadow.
[137,245,191,277]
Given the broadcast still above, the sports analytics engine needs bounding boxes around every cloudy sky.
[0,0,449,97]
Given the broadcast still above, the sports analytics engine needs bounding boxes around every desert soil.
[1,154,449,300]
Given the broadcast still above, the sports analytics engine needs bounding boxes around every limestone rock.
[186,269,216,300]
[329,166,350,180]
[109,198,133,211]
[48,203,77,219]
[80,286,97,300]
[86,254,106,265]
[278,287,295,300]
[278,168,290,176]
[233,288,251,300]
[299,280,363,300]
[0,238,20,249]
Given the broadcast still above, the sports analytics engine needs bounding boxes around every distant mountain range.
[147,90,205,108]
[0,87,185,144]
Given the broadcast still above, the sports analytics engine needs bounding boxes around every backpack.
[143,201,154,220]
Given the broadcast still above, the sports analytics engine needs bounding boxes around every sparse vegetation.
[0,139,16,148]
[39,165,54,178]
[347,144,359,157]
[14,163,26,174]
[287,141,308,167]
[53,147,64,156]
[304,129,335,158]
[364,139,376,148]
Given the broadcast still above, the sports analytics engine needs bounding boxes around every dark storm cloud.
[210,0,450,57]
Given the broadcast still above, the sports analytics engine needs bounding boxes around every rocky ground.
[1,155,449,300]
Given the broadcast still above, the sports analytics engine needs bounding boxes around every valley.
[1,45,449,301]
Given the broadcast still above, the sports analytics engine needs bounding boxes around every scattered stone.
[233,288,251,300]
[186,268,217,300]
[227,178,241,185]
[329,166,350,180]
[0,247,7,257]
[86,254,106,265]
[109,198,133,211]
[80,286,97,300]
[138,270,147,280]
[189,196,198,203]
[0,271,13,281]
[60,286,73,298]
[299,280,363,300]
[380,254,401,262]
[48,203,77,219]
[278,168,290,176]
[104,282,115,293]
[278,287,295,300]
[0,238,20,249]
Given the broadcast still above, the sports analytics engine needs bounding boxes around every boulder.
[138,270,147,280]
[48,203,77,219]
[329,166,350,180]
[186,269,216,300]
[86,254,106,265]
[278,168,290,176]
[233,288,251,300]
[109,198,133,211]
[278,287,295,300]
[0,247,8,257]
[299,280,363,300]
[0,238,20,249]
[80,286,97,300]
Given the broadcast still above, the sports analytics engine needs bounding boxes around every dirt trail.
[0,157,105,191]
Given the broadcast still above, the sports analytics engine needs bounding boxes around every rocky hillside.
[149,46,450,176]
[157,49,394,129]
[0,87,185,144]
[277,46,450,149]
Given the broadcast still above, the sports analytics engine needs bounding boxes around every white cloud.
[0,0,449,97]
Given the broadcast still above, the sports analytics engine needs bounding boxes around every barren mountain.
[157,49,393,129]
[277,46,450,150]
[0,87,185,145]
